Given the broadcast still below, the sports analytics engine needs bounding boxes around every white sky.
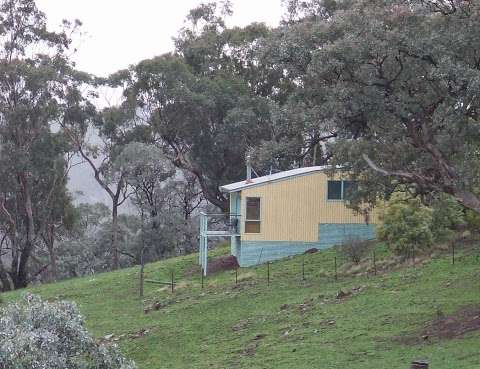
[36,0,284,77]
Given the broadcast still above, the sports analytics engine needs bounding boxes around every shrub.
[340,237,372,264]
[465,209,480,232]
[0,294,136,369]
[377,193,434,256]
[431,194,466,242]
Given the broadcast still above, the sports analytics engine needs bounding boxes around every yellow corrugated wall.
[240,172,378,242]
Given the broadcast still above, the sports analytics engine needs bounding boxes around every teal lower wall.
[318,223,376,249]
[237,223,376,267]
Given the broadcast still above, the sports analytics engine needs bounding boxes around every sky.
[34,1,284,205]
[36,0,284,77]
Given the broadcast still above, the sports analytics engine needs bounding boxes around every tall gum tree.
[0,0,83,289]
[274,0,480,213]
[61,101,146,270]
[120,3,273,212]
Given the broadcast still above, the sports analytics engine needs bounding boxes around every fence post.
[267,262,270,285]
[452,242,455,265]
[334,256,338,281]
[201,268,204,289]
[235,268,238,284]
[171,270,174,293]
[373,250,377,276]
[302,256,306,281]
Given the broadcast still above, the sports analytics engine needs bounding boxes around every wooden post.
[452,242,455,265]
[373,250,377,276]
[139,209,145,298]
[201,269,204,289]
[334,256,338,281]
[412,244,416,266]
[171,270,174,293]
[267,262,270,285]
[235,268,238,284]
[411,359,429,369]
[302,256,306,281]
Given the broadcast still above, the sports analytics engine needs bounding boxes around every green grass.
[2,243,480,369]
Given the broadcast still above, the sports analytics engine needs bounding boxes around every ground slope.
[2,244,480,369]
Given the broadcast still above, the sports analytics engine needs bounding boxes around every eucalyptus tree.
[257,0,480,215]
[61,100,147,270]
[123,3,273,212]
[0,0,84,289]
[295,0,480,213]
[113,142,176,295]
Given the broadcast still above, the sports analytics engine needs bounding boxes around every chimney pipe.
[246,154,253,183]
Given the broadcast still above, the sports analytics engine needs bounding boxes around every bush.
[0,294,136,369]
[465,209,480,232]
[340,237,372,264]
[377,193,434,256]
[431,194,466,242]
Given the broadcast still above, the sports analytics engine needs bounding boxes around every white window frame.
[244,196,262,234]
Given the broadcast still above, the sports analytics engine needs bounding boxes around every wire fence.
[143,238,480,295]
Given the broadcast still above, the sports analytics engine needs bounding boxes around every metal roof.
[219,166,330,193]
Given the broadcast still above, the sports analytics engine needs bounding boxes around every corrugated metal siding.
[240,172,377,242]
[239,222,376,267]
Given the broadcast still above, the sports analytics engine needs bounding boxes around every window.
[245,197,261,233]
[327,181,342,200]
[327,180,358,201]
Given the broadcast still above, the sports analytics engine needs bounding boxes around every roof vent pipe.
[246,154,253,183]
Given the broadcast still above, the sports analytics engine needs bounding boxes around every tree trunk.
[45,225,57,281]
[0,261,12,291]
[15,174,35,289]
[452,189,480,215]
[111,202,119,270]
[14,242,31,289]
[139,249,145,298]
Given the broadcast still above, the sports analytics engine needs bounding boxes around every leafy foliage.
[0,294,136,369]
[0,0,90,289]
[431,195,466,242]
[377,193,434,256]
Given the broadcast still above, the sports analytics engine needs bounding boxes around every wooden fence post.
[201,269,204,289]
[373,250,377,276]
[334,256,338,281]
[302,256,306,281]
[235,268,238,284]
[452,242,455,265]
[171,270,174,293]
[267,262,270,285]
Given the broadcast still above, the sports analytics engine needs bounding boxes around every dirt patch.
[206,255,240,275]
[238,333,266,358]
[232,319,251,332]
[242,342,258,357]
[399,305,480,344]
[183,255,239,277]
[335,286,366,301]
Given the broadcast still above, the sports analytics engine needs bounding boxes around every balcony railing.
[199,212,241,275]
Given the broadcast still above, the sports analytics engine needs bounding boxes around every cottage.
[199,166,377,273]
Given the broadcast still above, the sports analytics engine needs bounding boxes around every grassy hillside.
[2,243,480,369]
